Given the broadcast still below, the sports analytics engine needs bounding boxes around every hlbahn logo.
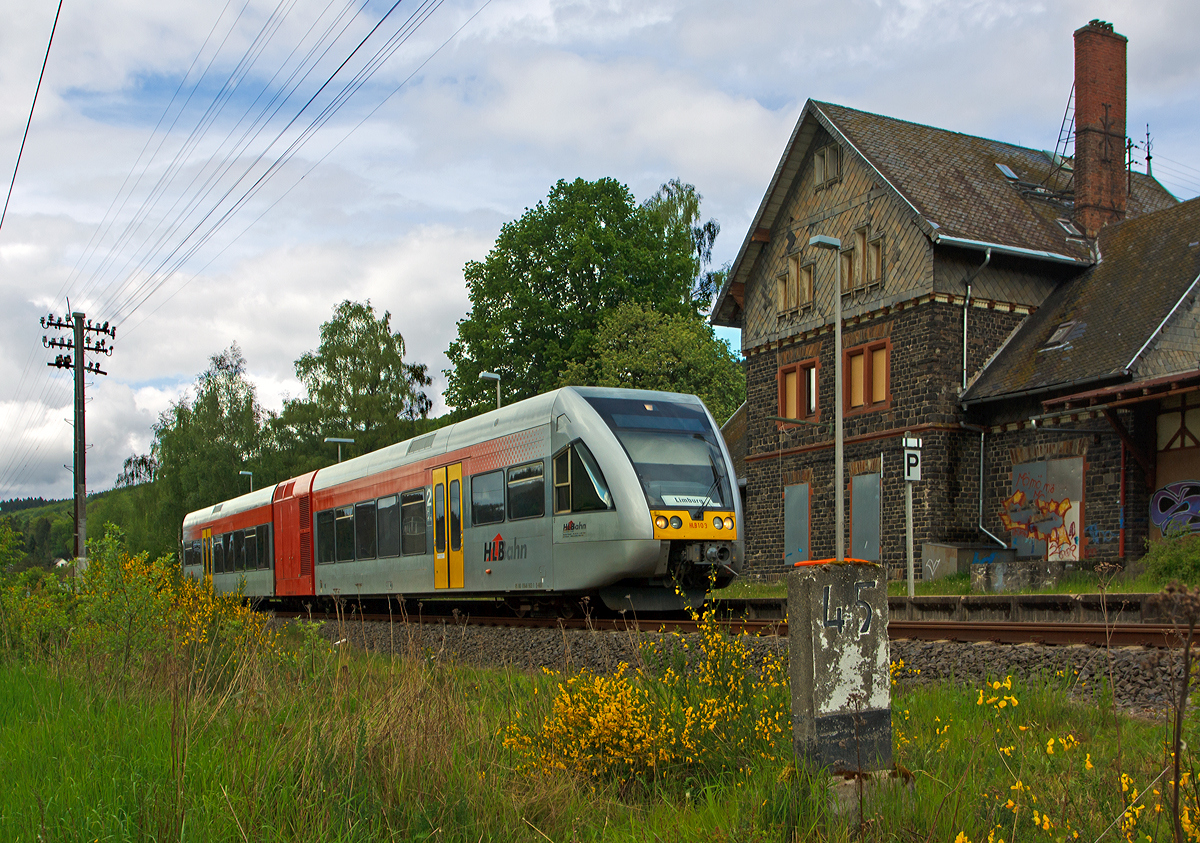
[562,520,587,536]
[484,533,527,562]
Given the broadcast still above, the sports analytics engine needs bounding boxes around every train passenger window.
[335,506,355,562]
[355,501,377,560]
[214,535,225,573]
[553,451,571,514]
[183,543,192,568]
[449,480,461,552]
[233,531,246,572]
[434,484,446,554]
[316,510,335,564]
[401,490,426,556]
[472,471,504,526]
[508,461,544,520]
[553,443,613,514]
[192,540,202,566]
[377,495,400,558]
[244,530,257,571]
[258,525,271,569]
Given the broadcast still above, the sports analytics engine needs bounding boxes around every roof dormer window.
[1057,218,1083,236]
[1041,320,1077,351]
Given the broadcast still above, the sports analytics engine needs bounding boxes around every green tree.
[278,300,432,457]
[643,178,726,308]
[559,301,745,425]
[151,344,263,550]
[444,177,698,414]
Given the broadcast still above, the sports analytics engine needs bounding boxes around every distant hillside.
[0,497,67,514]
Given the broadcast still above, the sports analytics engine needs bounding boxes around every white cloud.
[1,0,1199,499]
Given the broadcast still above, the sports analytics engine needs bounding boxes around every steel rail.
[273,610,1186,648]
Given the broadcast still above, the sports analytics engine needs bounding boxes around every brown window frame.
[777,358,821,428]
[867,234,884,287]
[814,144,841,191]
[843,339,891,415]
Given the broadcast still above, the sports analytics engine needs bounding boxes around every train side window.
[553,442,613,514]
[377,495,400,558]
[192,540,202,566]
[335,506,355,562]
[355,501,377,560]
[401,490,426,556]
[553,451,571,514]
[434,484,446,554]
[257,524,270,569]
[508,461,544,520]
[233,531,246,572]
[183,542,192,567]
[214,535,225,573]
[244,529,257,571]
[449,479,461,551]
[256,525,268,571]
[316,510,336,564]
[472,471,504,526]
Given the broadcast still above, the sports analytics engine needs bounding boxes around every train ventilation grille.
[299,495,312,577]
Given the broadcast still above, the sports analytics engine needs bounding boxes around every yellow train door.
[432,463,464,590]
[202,528,213,581]
[447,463,464,589]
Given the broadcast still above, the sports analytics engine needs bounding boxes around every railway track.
[275,597,1189,648]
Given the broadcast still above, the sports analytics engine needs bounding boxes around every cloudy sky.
[1,0,1198,501]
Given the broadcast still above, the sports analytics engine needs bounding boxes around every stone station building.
[712,21,1200,581]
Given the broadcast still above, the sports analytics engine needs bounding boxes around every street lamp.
[809,234,844,562]
[323,437,355,463]
[239,470,253,492]
[479,371,501,409]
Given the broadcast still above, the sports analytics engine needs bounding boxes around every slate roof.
[963,196,1200,403]
[711,100,1178,328]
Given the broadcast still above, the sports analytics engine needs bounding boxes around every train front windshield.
[584,396,734,510]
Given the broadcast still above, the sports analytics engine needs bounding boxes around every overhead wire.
[0,0,64,234]
[0,0,375,495]
[2,0,483,497]
[119,0,496,342]
[103,0,443,324]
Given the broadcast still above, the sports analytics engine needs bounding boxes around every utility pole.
[42,310,115,564]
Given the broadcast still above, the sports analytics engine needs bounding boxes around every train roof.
[183,484,275,532]
[185,387,714,523]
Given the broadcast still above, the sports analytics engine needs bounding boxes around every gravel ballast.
[304,617,1190,716]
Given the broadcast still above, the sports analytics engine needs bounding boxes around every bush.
[1142,530,1200,586]
[503,606,790,788]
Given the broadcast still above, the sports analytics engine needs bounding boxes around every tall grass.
[6,525,1200,840]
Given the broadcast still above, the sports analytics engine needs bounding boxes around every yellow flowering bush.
[504,604,790,785]
[3,525,276,684]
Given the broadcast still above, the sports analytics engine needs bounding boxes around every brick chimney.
[1073,19,1127,238]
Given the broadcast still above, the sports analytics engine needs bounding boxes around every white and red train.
[182,387,742,612]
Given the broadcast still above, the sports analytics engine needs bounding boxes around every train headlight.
[655,515,668,529]
[669,515,683,529]
[724,517,735,531]
[712,516,723,530]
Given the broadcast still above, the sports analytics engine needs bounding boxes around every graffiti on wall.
[1001,457,1084,562]
[999,491,1077,560]
[1150,481,1200,534]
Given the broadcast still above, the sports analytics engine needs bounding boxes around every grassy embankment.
[5,527,1200,841]
[717,532,1200,600]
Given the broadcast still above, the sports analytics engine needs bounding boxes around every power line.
[0,0,64,235]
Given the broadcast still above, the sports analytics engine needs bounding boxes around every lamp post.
[323,437,354,463]
[479,371,501,409]
[239,470,253,492]
[808,235,844,562]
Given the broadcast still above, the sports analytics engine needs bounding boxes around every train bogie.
[182,387,743,612]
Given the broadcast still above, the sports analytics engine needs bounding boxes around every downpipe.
[962,422,1007,547]
[961,248,992,392]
